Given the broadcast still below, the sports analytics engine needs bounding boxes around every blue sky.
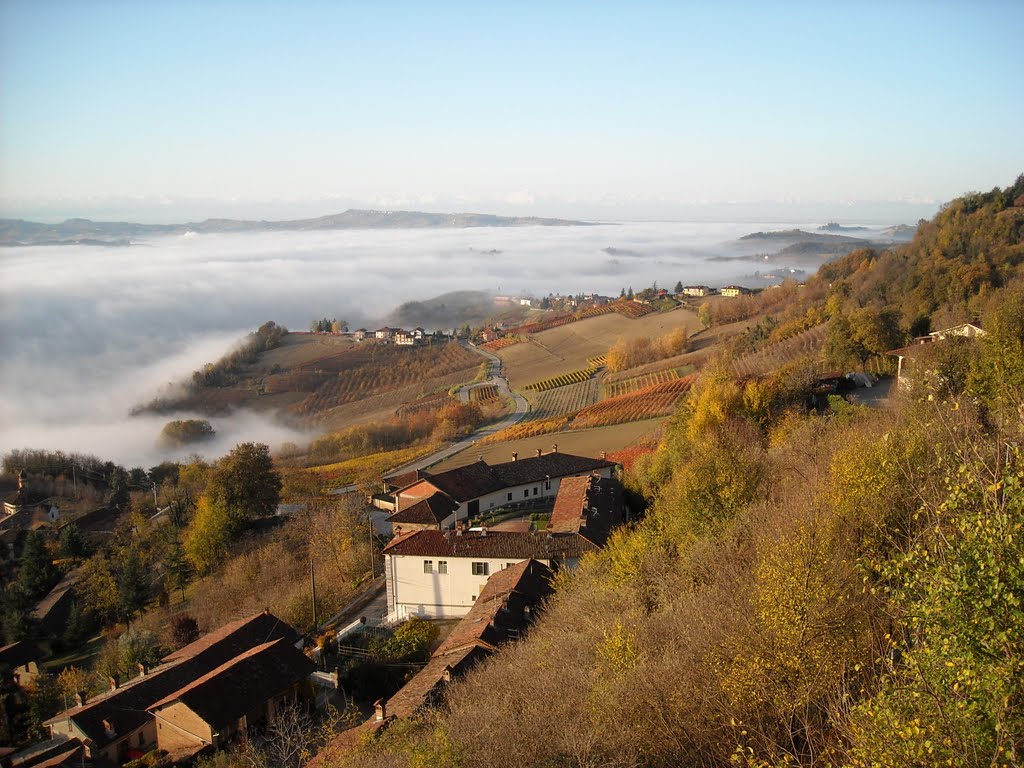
[1,0,1021,222]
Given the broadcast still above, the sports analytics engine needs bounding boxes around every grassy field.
[307,444,441,489]
[495,307,701,390]
[430,418,666,471]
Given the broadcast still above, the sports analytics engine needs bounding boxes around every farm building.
[44,610,309,766]
[887,322,987,390]
[681,285,714,297]
[720,285,752,297]
[388,450,616,529]
[383,474,623,620]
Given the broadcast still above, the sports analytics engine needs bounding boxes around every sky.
[1,0,1022,222]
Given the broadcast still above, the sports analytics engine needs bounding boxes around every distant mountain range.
[0,209,594,246]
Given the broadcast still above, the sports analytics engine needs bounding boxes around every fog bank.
[0,221,872,466]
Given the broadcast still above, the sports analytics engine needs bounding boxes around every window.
[472,562,489,576]
[438,561,447,574]
[507,492,512,501]
[533,487,538,496]
[524,489,529,498]
[545,477,551,490]
[423,560,433,573]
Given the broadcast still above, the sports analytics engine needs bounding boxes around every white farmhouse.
[383,475,623,620]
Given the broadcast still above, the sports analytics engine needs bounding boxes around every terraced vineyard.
[301,367,481,426]
[395,392,452,417]
[510,301,655,335]
[469,384,499,402]
[482,375,694,444]
[478,415,572,445]
[479,336,525,352]
[604,368,680,398]
[571,376,696,429]
[522,378,600,422]
[524,367,597,392]
[730,324,827,379]
[288,343,480,417]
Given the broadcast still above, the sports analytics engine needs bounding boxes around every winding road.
[329,343,529,496]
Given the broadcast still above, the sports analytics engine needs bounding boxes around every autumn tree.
[184,443,281,573]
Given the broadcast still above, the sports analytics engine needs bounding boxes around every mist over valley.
[0,218,908,465]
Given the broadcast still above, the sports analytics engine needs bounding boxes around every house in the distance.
[887,322,987,390]
[681,285,714,297]
[389,450,616,528]
[720,285,752,297]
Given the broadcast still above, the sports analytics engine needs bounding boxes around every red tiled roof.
[149,638,315,728]
[162,609,300,662]
[548,476,623,546]
[382,529,598,560]
[407,452,616,504]
[387,493,458,526]
[45,610,301,748]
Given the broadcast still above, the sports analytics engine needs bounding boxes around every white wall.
[386,554,547,619]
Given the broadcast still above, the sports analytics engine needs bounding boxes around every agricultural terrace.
[604,368,684,398]
[483,376,694,444]
[468,384,500,402]
[430,418,666,472]
[277,342,481,420]
[495,306,700,390]
[730,324,827,379]
[524,367,598,392]
[304,444,440,490]
[522,378,600,423]
[315,367,499,430]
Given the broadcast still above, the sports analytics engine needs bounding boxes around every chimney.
[74,692,85,707]
[17,470,26,489]
[108,675,119,691]
[137,663,147,678]
[480,527,488,537]
[536,448,542,458]
[552,443,558,453]
[599,451,607,460]
[511,452,518,462]
[442,666,453,683]
[374,699,386,721]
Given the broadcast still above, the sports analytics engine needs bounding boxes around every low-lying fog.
[0,220,875,467]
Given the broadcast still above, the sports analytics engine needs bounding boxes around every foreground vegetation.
[333,177,1024,767]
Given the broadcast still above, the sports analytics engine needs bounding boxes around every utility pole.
[310,557,318,628]
[368,518,375,579]
[152,483,159,513]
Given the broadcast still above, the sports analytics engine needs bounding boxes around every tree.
[698,302,712,329]
[108,467,130,510]
[627,287,634,300]
[168,614,200,648]
[674,281,683,294]
[17,530,56,599]
[205,442,282,524]
[58,524,86,560]
[116,548,150,627]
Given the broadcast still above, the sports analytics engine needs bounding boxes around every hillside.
[335,175,1024,767]
[0,209,593,246]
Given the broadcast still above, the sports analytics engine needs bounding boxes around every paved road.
[330,344,529,495]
